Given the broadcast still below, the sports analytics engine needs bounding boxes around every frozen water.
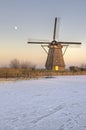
[0,76,86,130]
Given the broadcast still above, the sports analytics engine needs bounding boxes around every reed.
[0,68,86,79]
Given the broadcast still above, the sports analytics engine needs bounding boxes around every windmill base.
[45,44,65,71]
[46,66,65,71]
[52,66,65,71]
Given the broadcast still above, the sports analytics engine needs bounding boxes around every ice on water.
[0,76,86,130]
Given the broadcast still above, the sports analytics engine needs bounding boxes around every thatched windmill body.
[28,17,81,71]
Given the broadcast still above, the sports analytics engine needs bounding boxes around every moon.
[14,26,18,30]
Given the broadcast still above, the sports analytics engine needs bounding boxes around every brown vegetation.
[0,68,86,79]
[0,59,86,79]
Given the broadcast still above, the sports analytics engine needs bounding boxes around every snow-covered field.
[0,76,86,130]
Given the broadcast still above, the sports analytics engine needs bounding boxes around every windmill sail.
[53,17,57,41]
[28,17,81,71]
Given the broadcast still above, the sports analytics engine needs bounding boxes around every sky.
[0,0,86,68]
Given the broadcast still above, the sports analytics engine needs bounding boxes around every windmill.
[28,17,81,71]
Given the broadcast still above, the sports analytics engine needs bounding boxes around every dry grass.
[0,68,86,79]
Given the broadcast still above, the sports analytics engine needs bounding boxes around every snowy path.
[0,76,86,130]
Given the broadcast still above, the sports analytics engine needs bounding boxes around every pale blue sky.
[0,0,86,68]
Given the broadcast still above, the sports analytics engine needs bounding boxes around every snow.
[0,76,86,130]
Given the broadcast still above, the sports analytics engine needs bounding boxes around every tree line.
[2,59,36,70]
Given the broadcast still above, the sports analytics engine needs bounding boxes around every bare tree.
[80,64,86,69]
[9,59,36,70]
[20,61,32,69]
[9,59,20,69]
